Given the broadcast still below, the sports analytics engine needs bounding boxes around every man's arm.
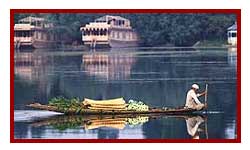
[197,91,207,97]
[191,92,202,104]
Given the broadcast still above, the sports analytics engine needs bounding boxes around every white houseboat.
[80,15,138,48]
[14,16,58,49]
[227,23,237,46]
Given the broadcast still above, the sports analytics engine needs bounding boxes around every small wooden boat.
[27,102,201,115]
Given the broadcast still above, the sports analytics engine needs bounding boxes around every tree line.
[14,13,236,46]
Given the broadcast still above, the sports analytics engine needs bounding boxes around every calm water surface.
[14,47,237,139]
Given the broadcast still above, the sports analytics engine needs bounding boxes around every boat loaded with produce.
[27,97,205,115]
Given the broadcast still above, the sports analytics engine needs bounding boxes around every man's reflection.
[185,115,205,139]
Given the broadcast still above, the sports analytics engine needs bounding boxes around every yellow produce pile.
[83,98,127,110]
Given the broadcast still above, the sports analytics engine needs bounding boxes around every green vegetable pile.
[127,100,149,111]
[48,97,82,112]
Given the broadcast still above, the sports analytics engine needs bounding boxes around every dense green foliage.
[14,13,236,46]
[52,117,84,131]
[48,97,82,112]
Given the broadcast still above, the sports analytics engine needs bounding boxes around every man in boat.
[185,84,207,110]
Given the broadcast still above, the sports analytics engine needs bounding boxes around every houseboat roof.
[81,22,110,30]
[228,23,237,31]
[19,16,46,23]
[16,16,54,29]
[95,15,129,22]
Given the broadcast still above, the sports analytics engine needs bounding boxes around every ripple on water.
[14,110,62,122]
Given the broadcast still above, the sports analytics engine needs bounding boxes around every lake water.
[14,47,238,140]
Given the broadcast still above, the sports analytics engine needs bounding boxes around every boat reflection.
[30,114,207,139]
[227,47,237,67]
[31,114,149,130]
[81,51,136,80]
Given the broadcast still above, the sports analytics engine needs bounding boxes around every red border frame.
[10,9,241,143]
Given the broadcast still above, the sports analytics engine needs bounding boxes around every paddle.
[205,84,208,110]
[204,84,208,139]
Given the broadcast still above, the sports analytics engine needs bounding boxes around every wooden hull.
[27,103,198,115]
[109,39,138,48]
[15,39,58,49]
[85,40,138,49]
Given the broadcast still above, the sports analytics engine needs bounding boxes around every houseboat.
[80,15,139,48]
[14,16,58,49]
[227,23,237,46]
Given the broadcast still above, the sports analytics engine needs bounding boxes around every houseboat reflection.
[81,52,136,80]
[227,47,237,67]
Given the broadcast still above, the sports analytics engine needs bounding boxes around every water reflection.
[227,47,237,67]
[185,115,205,139]
[16,113,209,139]
[31,115,149,130]
[81,52,135,80]
[14,48,237,139]
[14,50,53,82]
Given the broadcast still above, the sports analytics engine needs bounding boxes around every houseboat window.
[89,29,92,35]
[16,31,31,37]
[85,29,88,36]
[94,29,96,35]
[100,29,103,36]
[118,20,122,26]
[91,29,94,35]
[232,32,237,37]
[85,29,90,36]
[23,31,27,37]
[30,31,34,37]
[96,29,100,35]
[92,29,95,35]
[104,29,107,35]
[14,31,18,37]
[99,29,107,36]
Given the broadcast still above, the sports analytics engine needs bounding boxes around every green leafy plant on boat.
[48,97,82,113]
